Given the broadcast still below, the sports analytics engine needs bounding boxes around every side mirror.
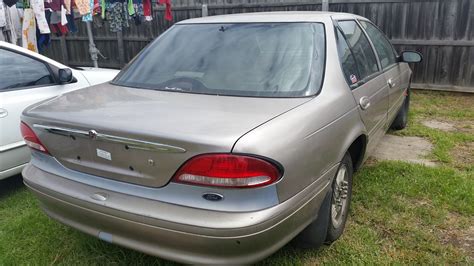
[400,51,423,63]
[58,68,73,84]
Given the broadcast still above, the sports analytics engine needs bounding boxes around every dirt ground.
[372,135,436,166]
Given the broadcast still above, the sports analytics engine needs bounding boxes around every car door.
[0,47,87,176]
[359,20,406,126]
[335,19,389,154]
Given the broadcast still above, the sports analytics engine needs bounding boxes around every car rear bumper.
[23,162,335,264]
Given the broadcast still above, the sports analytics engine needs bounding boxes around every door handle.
[0,108,8,118]
[387,78,396,88]
[359,96,371,110]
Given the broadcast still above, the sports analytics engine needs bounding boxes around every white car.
[0,41,119,180]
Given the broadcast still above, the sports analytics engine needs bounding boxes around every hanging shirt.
[81,0,93,21]
[159,0,171,21]
[0,1,6,27]
[63,0,71,13]
[142,0,150,21]
[30,0,51,33]
[22,8,38,52]
[8,5,21,43]
[74,0,90,15]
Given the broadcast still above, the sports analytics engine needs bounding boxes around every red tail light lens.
[20,122,49,154]
[172,154,281,188]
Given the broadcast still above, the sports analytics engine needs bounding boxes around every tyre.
[390,89,410,130]
[296,152,353,248]
[326,152,353,243]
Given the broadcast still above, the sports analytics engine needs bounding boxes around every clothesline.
[0,0,172,53]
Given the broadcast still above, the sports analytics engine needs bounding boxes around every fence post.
[59,35,69,65]
[202,4,208,17]
[85,21,99,68]
[322,0,329,11]
[117,31,125,67]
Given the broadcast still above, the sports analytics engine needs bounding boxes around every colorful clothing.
[159,0,171,21]
[106,1,129,32]
[74,0,90,15]
[81,0,93,21]
[30,0,51,33]
[21,8,38,52]
[142,0,150,21]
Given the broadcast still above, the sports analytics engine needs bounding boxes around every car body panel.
[0,41,119,179]
[22,83,309,187]
[23,150,336,264]
[20,12,413,264]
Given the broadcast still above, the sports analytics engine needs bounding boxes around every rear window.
[113,23,326,97]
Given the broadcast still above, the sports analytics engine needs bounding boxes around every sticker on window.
[350,74,358,84]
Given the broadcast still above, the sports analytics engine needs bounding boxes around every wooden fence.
[42,0,474,92]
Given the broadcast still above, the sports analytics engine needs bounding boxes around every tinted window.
[338,20,379,80]
[114,23,326,97]
[360,21,397,70]
[336,29,360,85]
[0,49,54,91]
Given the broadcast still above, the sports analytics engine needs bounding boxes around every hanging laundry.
[0,1,6,28]
[8,5,21,44]
[36,8,50,51]
[30,0,51,33]
[63,0,71,13]
[21,8,37,52]
[74,0,90,15]
[81,0,93,21]
[65,11,77,32]
[0,0,20,43]
[142,0,150,21]
[106,1,129,32]
[3,0,18,7]
[159,0,171,21]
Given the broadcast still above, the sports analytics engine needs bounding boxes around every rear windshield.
[113,23,326,97]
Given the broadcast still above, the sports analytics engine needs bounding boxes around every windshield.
[114,23,326,97]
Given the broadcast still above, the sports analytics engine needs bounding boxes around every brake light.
[20,122,49,154]
[172,154,281,188]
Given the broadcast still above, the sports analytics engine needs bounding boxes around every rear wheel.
[295,153,353,247]
[326,153,353,242]
[390,89,410,130]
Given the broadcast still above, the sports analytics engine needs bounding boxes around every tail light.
[20,122,49,154]
[172,154,281,188]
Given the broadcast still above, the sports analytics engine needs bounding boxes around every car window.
[338,20,379,81]
[114,23,326,97]
[360,21,397,70]
[336,29,360,86]
[0,48,54,91]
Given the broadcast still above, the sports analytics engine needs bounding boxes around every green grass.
[1,90,473,265]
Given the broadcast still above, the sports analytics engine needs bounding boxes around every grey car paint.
[21,12,412,264]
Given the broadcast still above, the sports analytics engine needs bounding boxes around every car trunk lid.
[23,83,309,187]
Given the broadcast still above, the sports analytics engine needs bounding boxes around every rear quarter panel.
[233,23,367,201]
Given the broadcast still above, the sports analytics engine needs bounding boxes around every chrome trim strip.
[0,141,26,152]
[33,124,186,153]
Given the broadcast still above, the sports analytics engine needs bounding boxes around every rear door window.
[338,20,379,81]
[335,29,360,86]
[360,21,397,70]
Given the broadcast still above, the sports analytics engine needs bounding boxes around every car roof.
[177,11,367,24]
